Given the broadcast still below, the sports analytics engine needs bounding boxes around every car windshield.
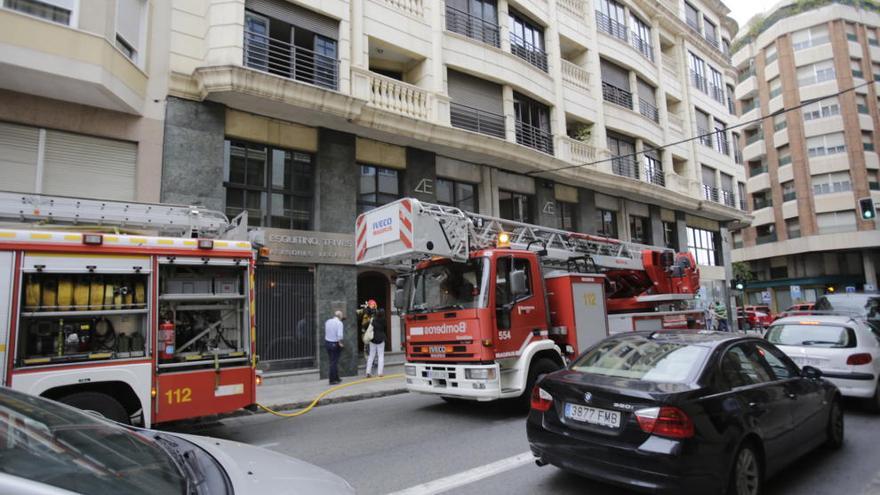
[766,324,855,348]
[570,336,709,384]
[410,258,488,312]
[0,389,187,495]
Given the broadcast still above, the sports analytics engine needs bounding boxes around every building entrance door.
[357,272,391,354]
[256,265,315,371]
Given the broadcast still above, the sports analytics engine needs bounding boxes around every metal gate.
[255,265,316,370]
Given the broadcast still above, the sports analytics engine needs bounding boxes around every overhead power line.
[525,79,879,177]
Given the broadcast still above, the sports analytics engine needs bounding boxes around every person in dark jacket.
[366,308,387,377]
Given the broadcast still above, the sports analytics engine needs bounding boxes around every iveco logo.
[583,392,593,403]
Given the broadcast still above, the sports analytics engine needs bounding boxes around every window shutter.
[721,173,733,190]
[116,0,144,49]
[447,70,504,115]
[701,166,716,186]
[637,79,655,105]
[601,60,628,88]
[43,130,137,201]
[0,122,39,193]
[246,0,339,39]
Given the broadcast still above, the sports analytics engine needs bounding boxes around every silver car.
[0,387,354,495]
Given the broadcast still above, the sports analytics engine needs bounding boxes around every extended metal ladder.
[356,198,669,270]
[0,191,247,240]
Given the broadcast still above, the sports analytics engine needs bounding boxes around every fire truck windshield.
[410,259,488,312]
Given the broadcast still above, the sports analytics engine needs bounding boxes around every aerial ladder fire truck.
[0,191,259,426]
[355,198,704,404]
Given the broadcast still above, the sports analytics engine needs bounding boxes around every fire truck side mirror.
[394,288,406,311]
[510,269,528,299]
[395,277,406,289]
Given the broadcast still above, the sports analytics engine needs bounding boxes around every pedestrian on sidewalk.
[366,308,387,377]
[715,301,730,332]
[325,310,345,385]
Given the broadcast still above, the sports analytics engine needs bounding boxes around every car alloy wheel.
[734,446,760,495]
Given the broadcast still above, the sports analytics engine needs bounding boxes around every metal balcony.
[602,82,633,109]
[445,5,500,48]
[450,102,506,139]
[510,33,548,72]
[244,30,339,90]
[515,120,553,155]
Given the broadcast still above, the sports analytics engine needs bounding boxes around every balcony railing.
[783,191,796,202]
[739,199,747,210]
[446,5,500,47]
[450,102,506,139]
[243,30,339,90]
[745,132,763,146]
[710,84,725,104]
[595,11,627,41]
[756,232,778,245]
[644,166,665,186]
[753,196,773,209]
[697,127,713,148]
[602,82,633,109]
[510,34,548,72]
[631,34,654,62]
[690,71,707,93]
[381,0,425,18]
[741,100,758,114]
[612,156,639,179]
[515,120,553,155]
[749,163,768,177]
[720,189,735,207]
[715,133,730,155]
[737,67,755,83]
[686,18,700,34]
[639,98,659,122]
[561,136,598,163]
[561,60,590,90]
[702,184,719,202]
[366,71,430,120]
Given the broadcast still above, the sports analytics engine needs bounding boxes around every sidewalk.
[255,352,408,413]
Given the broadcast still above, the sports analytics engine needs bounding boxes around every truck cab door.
[494,256,545,357]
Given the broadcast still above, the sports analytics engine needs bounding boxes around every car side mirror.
[395,277,406,289]
[801,365,822,380]
[394,288,406,311]
[510,269,527,299]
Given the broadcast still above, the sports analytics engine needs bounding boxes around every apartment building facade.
[159,0,747,374]
[0,0,167,203]
[731,0,880,311]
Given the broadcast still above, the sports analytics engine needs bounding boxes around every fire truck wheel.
[517,358,562,411]
[58,392,130,424]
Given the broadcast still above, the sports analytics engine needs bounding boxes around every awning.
[743,275,865,290]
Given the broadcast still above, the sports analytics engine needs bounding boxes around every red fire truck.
[0,192,258,426]
[355,198,704,404]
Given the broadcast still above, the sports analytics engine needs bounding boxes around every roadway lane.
[166,394,880,495]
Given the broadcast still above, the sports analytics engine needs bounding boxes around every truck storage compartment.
[157,263,250,369]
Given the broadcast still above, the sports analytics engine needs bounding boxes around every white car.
[0,387,355,495]
[766,314,880,411]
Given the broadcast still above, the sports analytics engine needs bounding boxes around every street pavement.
[166,393,880,495]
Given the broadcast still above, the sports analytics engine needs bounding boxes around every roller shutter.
[246,0,338,39]
[600,60,628,88]
[0,122,39,193]
[447,70,504,115]
[42,130,137,201]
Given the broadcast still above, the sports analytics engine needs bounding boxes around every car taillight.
[635,406,695,439]
[530,386,553,412]
[847,353,873,366]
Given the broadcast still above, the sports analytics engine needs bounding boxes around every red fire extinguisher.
[158,320,175,361]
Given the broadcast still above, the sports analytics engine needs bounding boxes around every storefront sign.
[790,285,801,300]
[761,291,771,304]
[254,228,355,265]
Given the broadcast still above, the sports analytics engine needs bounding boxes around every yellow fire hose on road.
[255,373,404,418]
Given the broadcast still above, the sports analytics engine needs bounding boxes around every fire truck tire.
[516,358,562,411]
[58,392,130,424]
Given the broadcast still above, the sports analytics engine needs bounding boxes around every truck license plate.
[792,357,824,367]
[428,370,448,380]
[564,403,621,428]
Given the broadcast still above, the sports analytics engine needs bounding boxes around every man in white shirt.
[324,310,345,384]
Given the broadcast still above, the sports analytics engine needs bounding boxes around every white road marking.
[387,451,535,495]
[256,441,280,448]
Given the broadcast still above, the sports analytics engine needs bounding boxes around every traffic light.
[859,197,876,220]
[731,278,745,291]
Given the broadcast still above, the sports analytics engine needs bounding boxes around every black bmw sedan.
[527,331,843,495]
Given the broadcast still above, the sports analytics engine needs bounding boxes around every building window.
[687,227,719,266]
[607,133,638,179]
[812,172,852,196]
[786,218,801,239]
[115,0,146,63]
[765,44,778,64]
[436,178,478,212]
[445,0,500,47]
[556,201,577,231]
[597,209,618,238]
[703,18,718,48]
[713,119,729,155]
[755,224,776,245]
[224,140,315,229]
[688,52,707,93]
[797,60,835,86]
[358,165,401,214]
[752,190,772,210]
[629,215,650,244]
[596,0,627,41]
[782,181,796,202]
[499,190,533,223]
[513,92,553,154]
[695,109,712,147]
[509,10,547,71]
[643,149,663,186]
[709,67,724,103]
[684,1,700,32]
[816,211,857,235]
[662,221,678,249]
[3,0,73,25]
[806,133,846,157]
[792,24,829,51]
[630,14,653,61]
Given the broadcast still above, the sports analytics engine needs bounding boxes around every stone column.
[161,97,226,211]
[649,205,664,247]
[865,250,878,290]
[315,129,359,379]
[674,210,689,253]
[498,0,511,53]
[503,85,516,143]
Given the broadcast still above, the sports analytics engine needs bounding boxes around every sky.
[728,0,772,31]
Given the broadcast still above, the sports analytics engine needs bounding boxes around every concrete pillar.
[865,250,878,290]
[481,166,499,216]
[535,179,557,228]
[577,188,598,234]
[546,0,566,141]
[675,210,689,252]
[404,148,437,203]
[649,205,664,247]
[350,0,366,69]
[498,0,511,53]
[315,129,359,379]
[503,85,516,143]
[629,70,639,115]
[161,97,226,211]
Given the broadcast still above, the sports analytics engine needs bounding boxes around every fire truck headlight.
[405,365,416,377]
[465,368,496,380]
